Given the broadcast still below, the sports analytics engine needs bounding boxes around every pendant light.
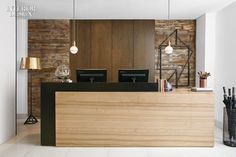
[70,0,78,54]
[165,0,173,54]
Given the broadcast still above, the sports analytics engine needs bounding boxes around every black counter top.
[41,82,158,92]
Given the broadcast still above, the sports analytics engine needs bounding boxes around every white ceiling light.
[70,41,78,54]
[165,40,174,55]
[70,0,78,54]
[165,0,173,55]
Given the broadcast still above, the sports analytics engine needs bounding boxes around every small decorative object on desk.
[55,64,72,83]
[198,71,211,88]
[223,86,236,147]
[156,78,172,92]
[191,87,213,92]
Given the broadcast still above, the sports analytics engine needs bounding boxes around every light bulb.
[70,46,78,54]
[70,41,78,54]
[165,41,173,54]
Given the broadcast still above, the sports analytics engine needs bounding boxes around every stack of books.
[155,79,172,92]
[159,79,166,92]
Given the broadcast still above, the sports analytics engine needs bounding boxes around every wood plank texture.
[134,20,155,82]
[70,20,91,81]
[90,20,112,81]
[112,20,134,82]
[56,90,214,147]
[69,20,155,83]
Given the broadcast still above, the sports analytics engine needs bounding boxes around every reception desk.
[41,83,214,147]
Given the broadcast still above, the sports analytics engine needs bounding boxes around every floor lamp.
[20,57,41,124]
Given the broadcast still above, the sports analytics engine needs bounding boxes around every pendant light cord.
[73,0,76,43]
[168,0,170,20]
[165,0,173,54]
[73,0,75,19]
[168,0,171,45]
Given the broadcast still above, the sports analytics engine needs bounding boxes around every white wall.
[215,1,236,125]
[196,13,216,88]
[205,13,216,89]
[17,18,28,115]
[0,0,16,144]
[196,14,206,87]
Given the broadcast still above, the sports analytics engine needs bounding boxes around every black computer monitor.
[76,69,107,83]
[118,69,149,83]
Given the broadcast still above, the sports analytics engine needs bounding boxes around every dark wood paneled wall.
[70,20,155,82]
[134,21,155,82]
[70,21,91,81]
[90,21,113,81]
[112,20,134,82]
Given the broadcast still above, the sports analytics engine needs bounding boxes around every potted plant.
[198,71,211,88]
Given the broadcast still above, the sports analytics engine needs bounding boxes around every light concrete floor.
[0,119,235,157]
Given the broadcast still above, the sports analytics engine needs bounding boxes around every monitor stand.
[131,77,136,83]
[89,77,95,83]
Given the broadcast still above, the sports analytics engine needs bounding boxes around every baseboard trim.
[17,114,28,119]
[215,120,223,129]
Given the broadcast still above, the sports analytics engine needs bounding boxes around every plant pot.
[200,78,207,88]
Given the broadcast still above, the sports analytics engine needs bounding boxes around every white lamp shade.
[164,41,173,54]
[70,45,78,54]
[165,45,173,54]
[70,41,78,54]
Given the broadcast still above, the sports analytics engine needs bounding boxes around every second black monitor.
[77,69,107,83]
[119,69,149,83]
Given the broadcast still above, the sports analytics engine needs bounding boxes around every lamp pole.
[20,57,41,124]
[24,69,38,124]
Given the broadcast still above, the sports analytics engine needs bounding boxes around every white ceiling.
[18,0,236,19]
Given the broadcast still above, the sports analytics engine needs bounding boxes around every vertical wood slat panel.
[70,20,91,82]
[69,20,155,82]
[112,20,134,82]
[90,20,113,82]
[134,20,155,82]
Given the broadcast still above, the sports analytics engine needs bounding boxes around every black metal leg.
[159,48,162,79]
[24,114,38,124]
[188,47,190,86]
[175,69,178,88]
[24,70,38,125]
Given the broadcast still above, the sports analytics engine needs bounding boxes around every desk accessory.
[55,64,72,83]
[198,71,211,88]
[156,79,172,92]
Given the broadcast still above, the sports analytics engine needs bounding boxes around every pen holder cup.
[223,107,236,147]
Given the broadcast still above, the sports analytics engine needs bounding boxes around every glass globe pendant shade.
[165,40,173,54]
[70,41,78,54]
